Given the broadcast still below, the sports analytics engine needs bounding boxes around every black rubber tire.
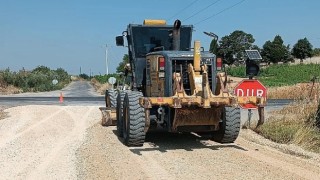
[122,91,145,147]
[105,89,117,108]
[116,90,127,137]
[212,107,241,143]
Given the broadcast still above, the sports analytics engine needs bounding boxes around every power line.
[167,0,200,21]
[195,0,246,25]
[183,0,222,22]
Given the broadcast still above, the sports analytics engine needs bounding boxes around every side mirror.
[116,36,124,46]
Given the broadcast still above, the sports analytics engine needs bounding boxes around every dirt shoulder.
[77,122,320,180]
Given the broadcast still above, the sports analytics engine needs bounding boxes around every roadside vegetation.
[90,54,130,94]
[0,66,70,93]
[89,73,122,95]
[213,31,320,154]
[90,78,110,95]
[226,63,320,100]
[256,100,320,153]
[227,63,320,87]
[226,63,320,154]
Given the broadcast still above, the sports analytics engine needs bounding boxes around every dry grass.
[0,77,22,94]
[0,85,22,95]
[256,100,320,153]
[268,83,320,99]
[90,78,110,95]
[0,109,8,120]
[274,100,317,117]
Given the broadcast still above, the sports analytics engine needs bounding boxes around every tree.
[313,48,320,56]
[55,68,70,83]
[292,38,313,63]
[261,35,290,64]
[209,38,219,54]
[79,73,89,80]
[116,54,129,73]
[32,65,51,74]
[217,30,255,65]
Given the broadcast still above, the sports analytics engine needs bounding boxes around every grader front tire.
[116,91,127,137]
[122,92,146,147]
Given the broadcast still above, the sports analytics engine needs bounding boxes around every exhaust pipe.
[172,19,181,50]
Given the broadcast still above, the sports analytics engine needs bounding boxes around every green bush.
[226,66,246,77]
[93,73,120,84]
[0,66,70,92]
[257,118,301,143]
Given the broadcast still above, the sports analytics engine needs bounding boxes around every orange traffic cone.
[59,92,64,103]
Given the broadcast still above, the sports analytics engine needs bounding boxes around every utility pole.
[105,44,109,75]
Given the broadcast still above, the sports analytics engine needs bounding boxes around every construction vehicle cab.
[105,19,265,147]
[116,19,193,91]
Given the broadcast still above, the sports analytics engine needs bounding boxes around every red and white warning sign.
[234,79,267,109]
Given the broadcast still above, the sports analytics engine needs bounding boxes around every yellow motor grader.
[102,19,266,146]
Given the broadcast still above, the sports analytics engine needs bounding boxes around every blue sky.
[0,0,319,75]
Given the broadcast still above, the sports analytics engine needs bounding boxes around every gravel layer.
[1,105,320,180]
[0,105,99,179]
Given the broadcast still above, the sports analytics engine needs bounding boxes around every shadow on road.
[110,130,247,155]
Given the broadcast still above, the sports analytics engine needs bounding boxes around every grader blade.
[172,107,222,132]
[99,107,117,126]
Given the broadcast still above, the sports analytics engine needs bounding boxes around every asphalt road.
[0,80,292,127]
[0,81,292,107]
[0,81,105,106]
[0,80,292,125]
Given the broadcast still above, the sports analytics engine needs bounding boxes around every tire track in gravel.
[0,105,100,179]
[26,106,97,179]
[76,124,149,179]
[235,136,320,180]
[131,149,176,180]
[77,124,174,180]
[78,123,320,180]
[0,106,65,148]
[0,106,75,178]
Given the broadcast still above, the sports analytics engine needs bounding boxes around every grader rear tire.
[105,89,117,108]
[212,107,241,143]
[122,91,145,147]
[116,90,127,137]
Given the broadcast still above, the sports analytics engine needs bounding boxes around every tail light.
[216,57,222,71]
[159,57,165,70]
[158,57,165,78]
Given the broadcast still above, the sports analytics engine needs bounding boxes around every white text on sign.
[236,89,264,97]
